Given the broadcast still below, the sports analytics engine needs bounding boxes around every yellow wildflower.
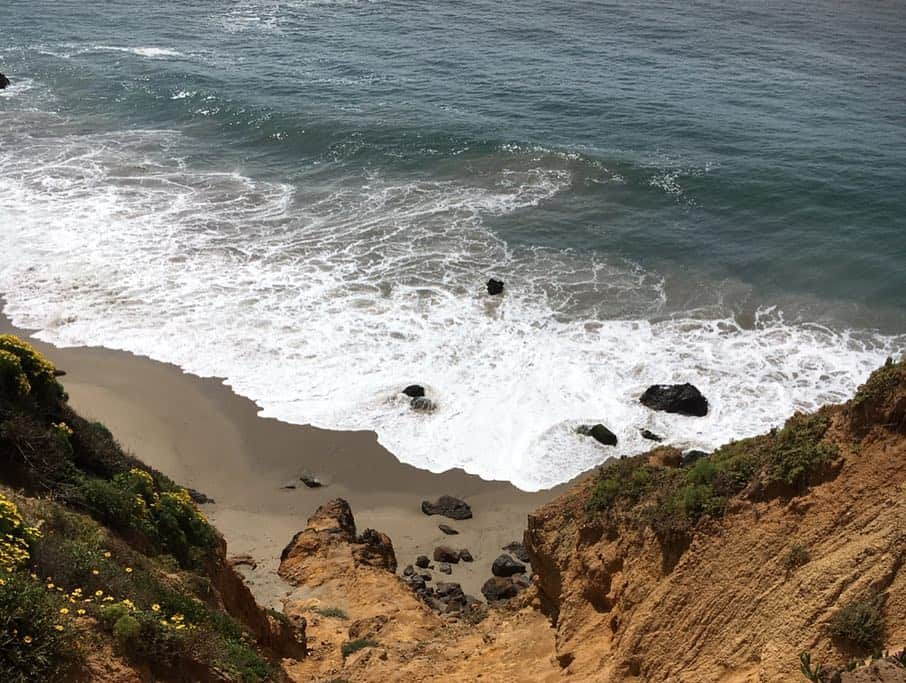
[54,625,64,632]
[77,609,86,615]
[103,551,112,558]
[95,590,103,597]
[59,608,69,615]
[91,569,99,576]
[125,567,133,574]
[23,635,32,644]
[151,603,161,612]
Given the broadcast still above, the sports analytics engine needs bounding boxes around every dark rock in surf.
[502,542,529,563]
[438,524,458,535]
[0,73,9,89]
[640,428,664,442]
[421,495,472,520]
[411,396,437,413]
[640,383,709,417]
[577,423,618,446]
[486,278,504,296]
[402,384,425,398]
[491,554,526,577]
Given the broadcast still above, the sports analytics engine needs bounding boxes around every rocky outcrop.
[640,428,663,442]
[353,528,397,572]
[525,361,906,681]
[280,499,557,682]
[639,382,709,416]
[421,495,472,520]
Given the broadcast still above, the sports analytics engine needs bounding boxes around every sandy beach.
[1,313,564,605]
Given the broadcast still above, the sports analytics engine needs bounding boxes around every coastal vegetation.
[586,410,839,540]
[0,335,280,681]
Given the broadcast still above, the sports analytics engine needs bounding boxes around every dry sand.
[1,314,565,606]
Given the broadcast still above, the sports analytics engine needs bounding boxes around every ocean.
[2,0,904,490]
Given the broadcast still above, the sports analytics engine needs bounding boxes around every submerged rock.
[640,383,709,417]
[640,428,664,442]
[577,423,618,446]
[411,396,437,413]
[486,278,505,295]
[402,384,425,398]
[422,495,472,520]
[491,554,526,577]
[0,73,9,89]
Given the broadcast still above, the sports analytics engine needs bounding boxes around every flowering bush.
[0,493,42,569]
[0,335,58,401]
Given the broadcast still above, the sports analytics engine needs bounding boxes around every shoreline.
[1,312,569,604]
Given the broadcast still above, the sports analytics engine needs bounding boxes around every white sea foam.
[0,110,902,491]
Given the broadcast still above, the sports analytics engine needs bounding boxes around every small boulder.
[421,495,472,520]
[402,384,425,398]
[577,423,618,446]
[187,487,215,505]
[402,564,415,577]
[415,555,431,569]
[281,481,297,490]
[411,397,437,412]
[502,542,529,563]
[640,383,708,417]
[491,554,526,577]
[433,545,460,564]
[437,562,452,574]
[482,576,522,602]
[486,278,504,295]
[640,428,663,442]
[438,524,458,535]
[299,472,324,488]
[458,548,473,562]
[0,73,9,90]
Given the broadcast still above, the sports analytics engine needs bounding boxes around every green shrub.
[0,572,80,682]
[342,637,378,658]
[314,606,348,620]
[0,335,59,402]
[829,595,884,650]
[113,614,141,644]
[586,459,655,512]
[766,414,837,486]
[853,357,903,407]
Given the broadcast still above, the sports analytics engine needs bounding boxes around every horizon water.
[1,0,905,490]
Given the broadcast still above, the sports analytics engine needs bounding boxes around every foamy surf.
[0,107,902,491]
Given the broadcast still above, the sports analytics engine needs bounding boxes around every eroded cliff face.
[526,362,906,682]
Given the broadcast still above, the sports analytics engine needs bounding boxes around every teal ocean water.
[1,0,904,489]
